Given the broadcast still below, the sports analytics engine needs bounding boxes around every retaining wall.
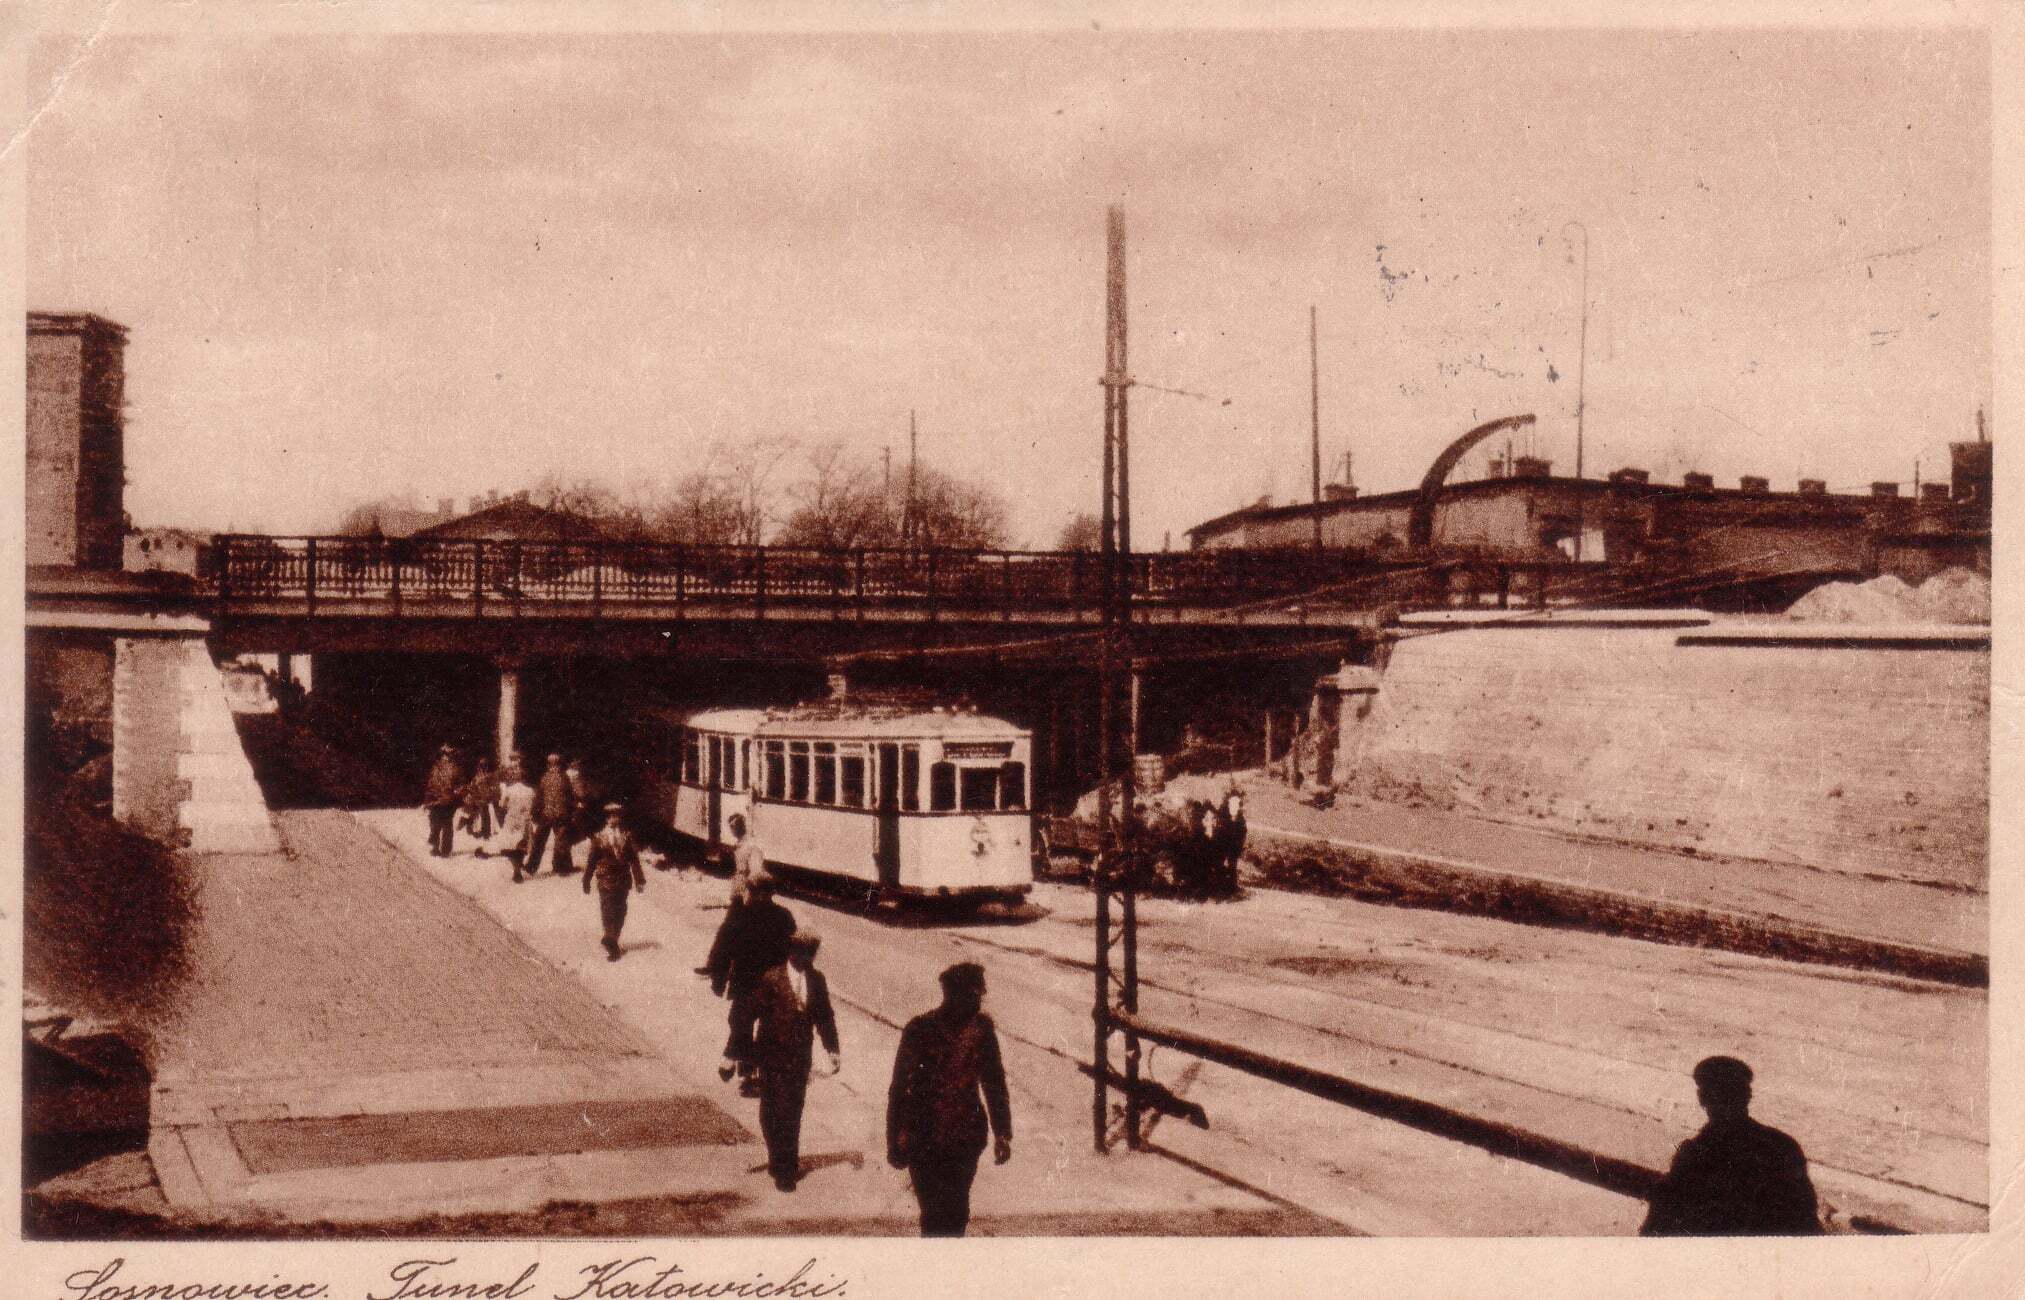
[1343,625,1988,890]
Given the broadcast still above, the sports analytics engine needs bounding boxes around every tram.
[664,702,1034,905]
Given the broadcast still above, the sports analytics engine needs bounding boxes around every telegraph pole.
[1310,304,1322,550]
[1094,202,1142,1153]
[1565,221,1589,562]
[905,410,919,548]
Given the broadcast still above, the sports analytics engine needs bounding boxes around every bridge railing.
[212,535,1615,618]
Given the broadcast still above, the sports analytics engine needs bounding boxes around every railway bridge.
[33,534,1608,820]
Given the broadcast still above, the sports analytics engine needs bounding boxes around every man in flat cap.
[1641,1055,1821,1236]
[582,801,645,961]
[422,743,465,857]
[749,929,842,1192]
[887,961,1012,1237]
[706,869,796,1092]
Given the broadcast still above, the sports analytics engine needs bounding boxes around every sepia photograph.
[10,1,2014,1293]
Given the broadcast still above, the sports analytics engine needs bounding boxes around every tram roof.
[681,707,771,733]
[760,715,1026,741]
[683,702,1027,741]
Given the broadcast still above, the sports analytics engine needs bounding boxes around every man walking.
[886,962,1012,1237]
[422,743,464,857]
[526,753,577,876]
[749,930,841,1191]
[582,802,646,961]
[729,812,766,904]
[1641,1056,1821,1236]
[706,871,795,1092]
[564,757,594,871]
[458,755,501,843]
[493,758,537,881]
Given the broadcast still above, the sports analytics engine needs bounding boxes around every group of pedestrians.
[419,745,601,882]
[697,815,1013,1234]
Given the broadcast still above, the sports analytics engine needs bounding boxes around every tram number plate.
[943,742,1013,760]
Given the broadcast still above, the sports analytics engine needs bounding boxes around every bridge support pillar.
[495,660,521,768]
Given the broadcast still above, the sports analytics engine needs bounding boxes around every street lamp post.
[1564,220,1589,563]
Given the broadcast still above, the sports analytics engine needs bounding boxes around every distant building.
[28,312,128,570]
[1186,456,1987,603]
[410,496,607,544]
[124,526,211,577]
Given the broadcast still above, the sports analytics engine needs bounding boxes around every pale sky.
[26,25,1991,547]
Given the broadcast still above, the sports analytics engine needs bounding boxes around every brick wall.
[27,332,81,567]
[112,638,190,843]
[1344,626,1988,890]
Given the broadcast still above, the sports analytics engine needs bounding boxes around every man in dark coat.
[582,802,646,961]
[706,872,796,1091]
[525,753,578,876]
[749,930,841,1191]
[1213,786,1247,896]
[422,744,464,857]
[1641,1056,1822,1237]
[886,961,1012,1237]
[564,757,595,869]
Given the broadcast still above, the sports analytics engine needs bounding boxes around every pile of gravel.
[1786,567,1989,625]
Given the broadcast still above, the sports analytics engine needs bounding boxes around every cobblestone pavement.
[157,809,652,1087]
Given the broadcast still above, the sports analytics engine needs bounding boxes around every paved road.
[382,810,1984,1235]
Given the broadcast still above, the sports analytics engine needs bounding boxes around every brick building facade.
[28,312,128,570]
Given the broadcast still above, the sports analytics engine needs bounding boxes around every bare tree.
[1055,511,1103,552]
[779,442,900,550]
[709,437,796,548]
[909,464,1011,550]
[651,469,746,546]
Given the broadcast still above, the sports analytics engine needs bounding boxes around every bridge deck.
[211,535,1604,628]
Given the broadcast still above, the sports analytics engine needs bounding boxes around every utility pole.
[1310,304,1322,551]
[905,410,919,548]
[1094,202,1141,1154]
[882,445,891,498]
[1565,221,1590,562]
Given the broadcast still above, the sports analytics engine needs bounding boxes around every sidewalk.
[1181,776,1985,981]
[136,809,767,1227]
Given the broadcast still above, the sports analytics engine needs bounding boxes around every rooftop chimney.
[436,497,454,517]
[1513,455,1551,480]
[1739,475,1770,494]
[1682,471,1715,491]
[1487,456,1508,479]
[1870,481,1900,498]
[1919,481,1950,501]
[1608,467,1650,485]
[1323,483,1360,501]
[1797,478,1827,496]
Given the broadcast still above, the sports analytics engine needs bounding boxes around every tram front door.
[705,738,722,848]
[875,743,900,887]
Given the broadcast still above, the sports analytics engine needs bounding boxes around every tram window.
[764,741,786,800]
[682,734,700,784]
[901,746,921,811]
[930,761,957,812]
[706,736,721,787]
[740,741,752,792]
[1001,761,1027,810]
[959,766,998,812]
[813,743,837,805]
[789,742,810,803]
[840,754,866,808]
